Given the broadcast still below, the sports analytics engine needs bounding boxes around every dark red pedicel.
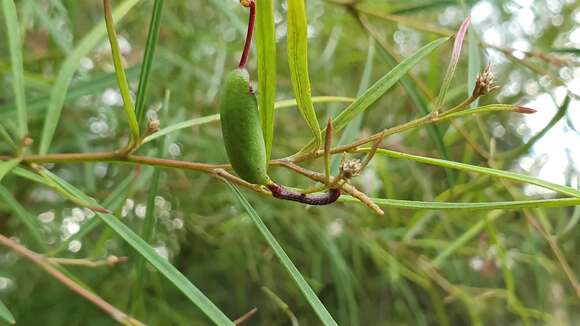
[515,106,537,114]
[239,0,256,69]
[267,184,341,206]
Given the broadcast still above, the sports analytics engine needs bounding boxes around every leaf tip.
[515,106,537,114]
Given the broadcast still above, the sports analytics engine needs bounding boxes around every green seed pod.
[220,68,270,185]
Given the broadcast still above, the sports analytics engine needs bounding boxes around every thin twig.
[0,234,145,326]
[234,307,258,325]
[46,256,129,268]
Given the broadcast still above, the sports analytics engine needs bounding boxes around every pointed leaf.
[300,36,449,153]
[103,0,140,143]
[287,0,322,150]
[226,182,338,326]
[39,0,141,154]
[0,299,15,325]
[256,0,277,161]
[31,171,234,325]
[1,0,28,139]
[0,158,21,183]
[135,0,164,125]
[434,16,470,111]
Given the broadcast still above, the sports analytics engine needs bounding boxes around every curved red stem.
[267,184,341,206]
[239,0,256,69]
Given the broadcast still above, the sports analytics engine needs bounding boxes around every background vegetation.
[1,0,579,325]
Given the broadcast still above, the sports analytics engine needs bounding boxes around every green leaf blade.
[434,16,470,111]
[332,37,449,132]
[39,0,141,154]
[341,196,580,211]
[31,170,234,325]
[287,0,322,150]
[372,148,580,198]
[226,182,338,326]
[256,0,277,161]
[0,158,21,183]
[2,0,28,140]
[103,0,140,144]
[135,0,164,126]
[0,299,15,325]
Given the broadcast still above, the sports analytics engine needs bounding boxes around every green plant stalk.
[255,0,277,161]
[135,0,165,125]
[39,0,141,155]
[103,0,141,147]
[1,0,28,141]
[287,0,323,150]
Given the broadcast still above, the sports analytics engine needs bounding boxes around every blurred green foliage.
[1,0,579,325]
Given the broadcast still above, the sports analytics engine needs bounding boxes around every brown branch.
[0,234,145,326]
[46,256,129,268]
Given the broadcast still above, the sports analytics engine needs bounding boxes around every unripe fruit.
[220,68,270,185]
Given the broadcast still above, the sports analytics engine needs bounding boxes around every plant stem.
[0,233,145,326]
[239,0,256,69]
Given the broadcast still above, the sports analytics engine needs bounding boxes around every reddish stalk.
[238,0,256,68]
[267,183,341,206]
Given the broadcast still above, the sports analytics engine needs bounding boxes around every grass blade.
[434,16,470,111]
[32,170,234,325]
[0,185,46,250]
[255,0,277,161]
[467,26,481,107]
[0,124,17,151]
[226,182,338,326]
[132,91,170,314]
[135,0,164,125]
[142,96,355,144]
[0,158,21,183]
[369,148,580,198]
[358,15,454,186]
[39,0,141,154]
[331,36,375,174]
[2,0,28,140]
[287,0,322,150]
[0,64,144,120]
[299,36,449,154]
[340,196,580,211]
[0,299,15,325]
[103,0,140,144]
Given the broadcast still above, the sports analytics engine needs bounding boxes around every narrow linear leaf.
[132,91,170,314]
[135,0,164,125]
[432,210,502,267]
[467,26,481,107]
[300,36,449,154]
[0,124,18,151]
[369,148,580,198]
[103,0,140,143]
[0,158,21,183]
[256,0,277,161]
[226,182,338,326]
[36,170,109,213]
[39,0,141,154]
[1,64,144,120]
[2,0,28,139]
[0,185,46,249]
[549,47,580,55]
[434,16,470,111]
[142,96,355,144]
[359,16,454,186]
[33,171,234,325]
[0,299,15,325]
[340,196,580,211]
[287,0,322,149]
[331,37,376,174]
